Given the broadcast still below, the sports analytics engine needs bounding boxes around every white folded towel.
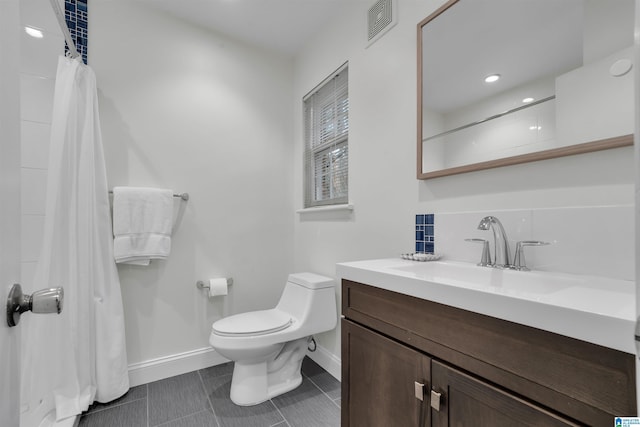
[112,187,174,265]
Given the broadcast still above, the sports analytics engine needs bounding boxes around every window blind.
[303,65,349,208]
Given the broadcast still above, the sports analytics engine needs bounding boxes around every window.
[303,64,349,208]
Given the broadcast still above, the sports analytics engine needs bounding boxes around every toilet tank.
[275,273,337,334]
[288,273,334,290]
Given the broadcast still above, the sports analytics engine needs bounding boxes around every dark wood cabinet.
[342,320,430,427]
[341,279,636,427]
[431,360,578,426]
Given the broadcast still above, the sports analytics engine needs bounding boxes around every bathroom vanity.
[337,259,636,426]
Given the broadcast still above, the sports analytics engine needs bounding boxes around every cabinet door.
[430,360,581,426]
[342,320,431,427]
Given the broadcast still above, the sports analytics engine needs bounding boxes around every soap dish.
[401,253,441,262]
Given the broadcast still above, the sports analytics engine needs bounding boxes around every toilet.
[209,272,337,406]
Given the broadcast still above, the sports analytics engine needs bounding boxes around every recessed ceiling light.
[484,74,500,83]
[529,125,541,131]
[522,97,534,103]
[25,26,44,38]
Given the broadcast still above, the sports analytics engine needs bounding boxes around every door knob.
[6,283,64,327]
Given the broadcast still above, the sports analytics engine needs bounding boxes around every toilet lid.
[212,309,293,337]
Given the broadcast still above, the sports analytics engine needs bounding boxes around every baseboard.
[128,343,340,387]
[128,347,229,387]
[307,344,341,381]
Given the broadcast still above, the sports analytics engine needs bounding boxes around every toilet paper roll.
[208,278,228,297]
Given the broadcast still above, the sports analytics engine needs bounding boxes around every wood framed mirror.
[417,0,634,180]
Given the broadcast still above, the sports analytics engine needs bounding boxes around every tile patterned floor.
[78,357,341,427]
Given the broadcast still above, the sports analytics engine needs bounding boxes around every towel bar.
[109,191,189,201]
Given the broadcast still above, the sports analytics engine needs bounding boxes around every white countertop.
[336,258,636,354]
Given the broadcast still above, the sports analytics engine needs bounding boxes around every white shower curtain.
[21,56,129,422]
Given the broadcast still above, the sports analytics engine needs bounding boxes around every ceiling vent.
[367,0,396,47]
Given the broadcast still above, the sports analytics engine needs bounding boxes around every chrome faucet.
[477,216,511,268]
[464,238,491,266]
[513,240,550,271]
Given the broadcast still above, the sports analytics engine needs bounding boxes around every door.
[0,69,22,427]
[430,360,580,427]
[1,0,23,425]
[1,234,21,427]
[342,320,431,427]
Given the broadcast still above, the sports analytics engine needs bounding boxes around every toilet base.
[229,337,309,406]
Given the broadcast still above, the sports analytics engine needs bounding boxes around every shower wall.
[90,2,295,383]
[19,1,64,296]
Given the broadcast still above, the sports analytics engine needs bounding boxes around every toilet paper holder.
[196,278,233,289]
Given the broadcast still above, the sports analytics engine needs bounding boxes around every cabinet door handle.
[414,381,424,401]
[430,390,442,411]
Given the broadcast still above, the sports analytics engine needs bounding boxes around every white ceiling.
[141,0,343,56]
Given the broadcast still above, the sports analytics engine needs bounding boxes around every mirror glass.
[418,0,634,179]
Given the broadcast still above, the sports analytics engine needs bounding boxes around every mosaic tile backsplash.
[415,214,434,253]
[65,0,88,64]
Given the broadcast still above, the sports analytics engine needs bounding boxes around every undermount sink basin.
[336,258,635,354]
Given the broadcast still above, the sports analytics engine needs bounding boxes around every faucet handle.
[513,240,550,271]
[465,238,491,267]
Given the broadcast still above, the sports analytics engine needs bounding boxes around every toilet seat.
[212,309,293,337]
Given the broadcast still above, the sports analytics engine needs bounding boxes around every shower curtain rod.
[49,0,81,59]
[108,191,190,201]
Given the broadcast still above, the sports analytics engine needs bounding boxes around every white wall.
[292,0,436,361]
[90,2,295,369]
[292,0,634,365]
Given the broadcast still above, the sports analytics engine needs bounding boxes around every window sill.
[296,204,354,214]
